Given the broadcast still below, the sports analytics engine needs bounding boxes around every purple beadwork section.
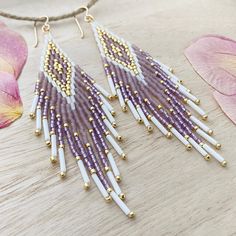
[34,61,117,191]
[94,25,203,145]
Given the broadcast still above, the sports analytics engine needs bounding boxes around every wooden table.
[1,0,236,235]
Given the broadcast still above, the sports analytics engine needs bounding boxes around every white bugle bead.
[36,108,42,131]
[178,86,198,103]
[127,100,141,121]
[92,173,109,198]
[77,159,90,186]
[101,104,115,124]
[187,100,207,117]
[99,95,114,113]
[43,118,50,142]
[106,135,124,156]
[190,115,211,134]
[196,129,218,147]
[30,94,39,114]
[136,106,151,127]
[151,116,168,136]
[188,137,209,158]
[108,76,116,96]
[116,88,125,109]
[110,191,132,216]
[94,83,110,98]
[107,171,122,195]
[107,152,120,177]
[202,144,225,163]
[171,128,190,147]
[51,134,57,158]
[103,118,119,138]
[58,147,66,174]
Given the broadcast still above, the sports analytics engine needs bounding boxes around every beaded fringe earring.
[81,7,227,167]
[29,17,135,218]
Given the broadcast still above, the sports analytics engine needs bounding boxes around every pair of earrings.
[29,6,226,218]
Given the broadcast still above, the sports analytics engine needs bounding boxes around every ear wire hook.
[33,21,39,48]
[41,16,50,33]
[79,5,94,23]
[74,16,84,39]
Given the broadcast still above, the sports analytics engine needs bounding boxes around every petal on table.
[0,21,28,79]
[185,35,236,96]
[213,91,236,125]
[0,72,23,128]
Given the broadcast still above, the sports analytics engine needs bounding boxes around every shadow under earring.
[81,7,227,167]
[29,17,135,218]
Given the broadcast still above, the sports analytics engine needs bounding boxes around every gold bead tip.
[147,125,153,133]
[137,118,143,124]
[108,95,115,101]
[122,106,128,112]
[117,135,123,141]
[45,140,51,147]
[29,112,35,119]
[105,196,112,203]
[119,193,126,201]
[166,132,172,139]
[169,67,174,73]
[195,99,200,105]
[111,110,116,116]
[60,172,66,178]
[186,144,192,151]
[84,182,90,190]
[208,129,213,136]
[128,212,135,219]
[112,122,117,128]
[116,175,121,182]
[35,129,41,136]
[215,143,221,150]
[221,160,227,167]
[121,153,126,160]
[202,114,208,121]
[50,156,57,164]
[204,154,211,161]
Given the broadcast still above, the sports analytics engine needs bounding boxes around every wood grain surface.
[1,0,236,235]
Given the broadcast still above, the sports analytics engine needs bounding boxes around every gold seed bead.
[221,160,227,167]
[60,172,66,178]
[104,166,110,172]
[119,193,126,201]
[112,122,117,128]
[128,212,135,219]
[89,117,93,122]
[116,175,121,182]
[90,168,96,174]
[105,131,110,136]
[59,144,64,149]
[215,143,221,150]
[85,143,90,148]
[74,132,79,137]
[35,129,41,136]
[147,126,153,133]
[186,144,192,151]
[105,196,112,203]
[88,129,93,133]
[84,182,90,190]
[29,112,35,119]
[202,115,208,121]
[117,135,123,141]
[104,149,109,154]
[166,132,172,139]
[208,129,213,136]
[204,155,211,161]
[45,140,51,147]
[50,156,57,163]
[64,123,69,128]
[121,153,126,160]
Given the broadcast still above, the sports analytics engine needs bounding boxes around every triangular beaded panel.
[41,34,76,109]
[92,22,145,82]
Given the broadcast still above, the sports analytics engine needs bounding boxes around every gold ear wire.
[33,21,39,48]
[74,16,84,39]
[79,5,94,23]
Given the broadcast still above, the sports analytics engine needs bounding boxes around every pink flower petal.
[0,21,27,79]
[213,91,236,125]
[0,71,23,128]
[185,35,236,96]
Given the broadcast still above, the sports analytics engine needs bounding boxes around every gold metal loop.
[77,6,94,23]
[74,16,84,39]
[41,16,50,32]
